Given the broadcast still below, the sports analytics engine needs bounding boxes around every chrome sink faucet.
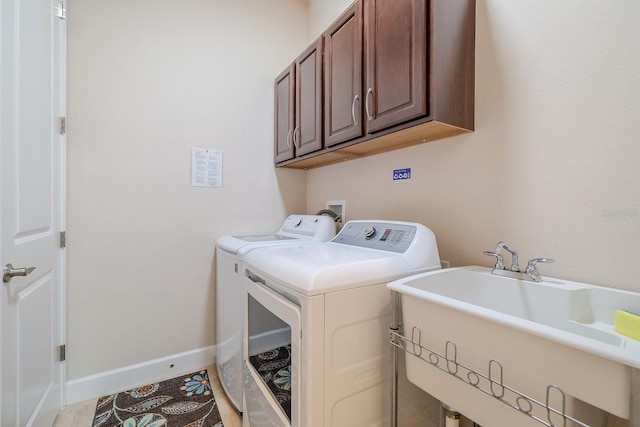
[498,242,520,272]
[484,241,520,272]
[484,242,555,282]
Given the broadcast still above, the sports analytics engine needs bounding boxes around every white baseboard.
[65,345,216,405]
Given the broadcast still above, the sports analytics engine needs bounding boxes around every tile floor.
[52,364,242,427]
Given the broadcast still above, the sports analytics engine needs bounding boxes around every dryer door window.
[245,275,301,427]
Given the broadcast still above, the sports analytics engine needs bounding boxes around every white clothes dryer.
[215,214,336,412]
[242,220,441,427]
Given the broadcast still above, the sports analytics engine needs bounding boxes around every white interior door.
[1,0,66,426]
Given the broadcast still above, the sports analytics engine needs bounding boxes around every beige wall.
[307,0,640,292]
[308,0,353,40]
[67,0,309,379]
[67,0,640,383]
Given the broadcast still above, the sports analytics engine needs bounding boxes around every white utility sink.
[388,266,640,427]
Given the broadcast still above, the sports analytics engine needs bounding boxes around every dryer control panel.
[331,221,418,253]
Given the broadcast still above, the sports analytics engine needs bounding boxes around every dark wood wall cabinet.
[274,38,323,163]
[274,0,475,169]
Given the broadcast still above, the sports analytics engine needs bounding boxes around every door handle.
[246,270,266,285]
[365,88,374,121]
[3,263,36,284]
[352,94,360,126]
[293,127,301,148]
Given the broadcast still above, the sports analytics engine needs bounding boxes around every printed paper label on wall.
[191,148,222,188]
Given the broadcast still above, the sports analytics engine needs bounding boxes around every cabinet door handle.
[352,95,360,126]
[293,127,301,148]
[365,88,374,121]
[286,129,292,149]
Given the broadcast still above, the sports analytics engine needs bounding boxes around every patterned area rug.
[249,345,291,421]
[92,370,223,427]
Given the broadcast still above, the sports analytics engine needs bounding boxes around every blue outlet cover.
[393,168,411,182]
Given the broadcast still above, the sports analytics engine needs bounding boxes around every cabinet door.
[364,0,427,133]
[274,64,295,163]
[324,2,363,147]
[295,38,323,156]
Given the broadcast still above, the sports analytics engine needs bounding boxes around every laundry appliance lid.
[244,220,441,296]
[216,233,298,254]
[216,214,336,254]
[245,242,433,296]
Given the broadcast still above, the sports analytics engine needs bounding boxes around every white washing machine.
[242,220,441,427]
[216,215,336,412]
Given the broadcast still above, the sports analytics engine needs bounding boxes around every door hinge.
[59,117,66,135]
[56,1,66,19]
[59,231,66,248]
[59,345,66,362]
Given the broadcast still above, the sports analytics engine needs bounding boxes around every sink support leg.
[631,367,639,427]
[390,291,400,427]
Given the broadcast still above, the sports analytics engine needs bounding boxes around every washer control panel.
[331,221,418,253]
[279,214,336,240]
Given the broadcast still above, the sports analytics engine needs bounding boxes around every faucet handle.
[483,251,505,270]
[525,258,555,281]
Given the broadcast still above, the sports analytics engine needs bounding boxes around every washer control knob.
[295,218,303,227]
[364,226,377,239]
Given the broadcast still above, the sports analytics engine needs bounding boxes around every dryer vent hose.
[315,209,341,222]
